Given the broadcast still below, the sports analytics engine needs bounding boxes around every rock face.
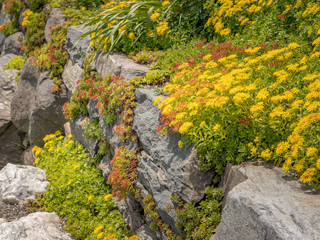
[0,212,72,240]
[0,163,49,204]
[133,88,213,233]
[70,116,99,157]
[65,25,91,67]
[1,32,23,55]
[212,163,320,240]
[62,59,83,95]
[11,59,68,146]
[44,8,65,43]
[0,54,24,168]
[91,52,149,80]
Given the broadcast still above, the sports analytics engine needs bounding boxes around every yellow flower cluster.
[156,39,320,185]
[22,10,33,27]
[156,22,169,36]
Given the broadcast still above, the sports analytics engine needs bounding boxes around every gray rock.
[11,59,39,133]
[99,116,137,153]
[66,25,92,66]
[0,33,5,52]
[91,52,149,80]
[133,89,213,203]
[113,194,145,232]
[0,53,17,70]
[0,218,6,225]
[0,163,49,204]
[21,146,34,166]
[28,72,68,146]
[136,224,158,240]
[87,99,100,120]
[62,59,83,95]
[1,32,23,55]
[212,163,320,240]
[0,212,72,240]
[70,116,99,157]
[11,59,68,146]
[98,155,112,180]
[19,9,28,34]
[63,122,71,137]
[44,8,65,43]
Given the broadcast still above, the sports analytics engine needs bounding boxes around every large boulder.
[62,59,83,95]
[0,212,73,240]
[212,163,320,240]
[28,72,68,146]
[0,163,49,204]
[11,59,68,146]
[0,54,24,168]
[44,8,65,43]
[133,88,213,232]
[91,52,149,80]
[65,25,92,67]
[1,32,23,55]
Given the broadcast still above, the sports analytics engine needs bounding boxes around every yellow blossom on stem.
[179,122,193,134]
[156,22,169,36]
[300,168,316,183]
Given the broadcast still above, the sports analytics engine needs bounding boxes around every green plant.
[131,50,159,64]
[143,194,181,240]
[27,0,47,12]
[32,131,137,240]
[107,146,139,199]
[143,69,170,86]
[30,24,69,91]
[172,187,224,240]
[21,11,48,53]
[0,19,19,36]
[3,56,27,70]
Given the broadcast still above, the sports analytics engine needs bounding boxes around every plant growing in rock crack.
[171,187,224,240]
[107,146,139,199]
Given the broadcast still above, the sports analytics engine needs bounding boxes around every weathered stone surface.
[98,155,112,180]
[133,88,213,234]
[21,146,34,166]
[87,99,100,120]
[0,212,72,240]
[99,116,137,153]
[0,218,6,224]
[0,54,24,168]
[0,163,48,204]
[136,224,158,240]
[212,163,320,240]
[66,25,91,66]
[28,73,68,146]
[62,59,83,95]
[19,9,28,34]
[64,122,71,137]
[70,116,99,157]
[0,5,12,26]
[0,123,24,169]
[2,32,23,55]
[11,59,40,133]
[113,194,145,232]
[11,59,68,146]
[45,8,65,42]
[91,52,149,80]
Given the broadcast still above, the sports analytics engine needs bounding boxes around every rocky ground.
[0,202,29,222]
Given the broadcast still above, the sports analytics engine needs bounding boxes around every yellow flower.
[104,234,116,240]
[104,194,112,201]
[288,42,300,49]
[275,141,288,155]
[233,92,250,104]
[200,121,206,128]
[250,102,264,114]
[94,225,104,235]
[316,158,320,170]
[178,140,183,149]
[147,30,154,37]
[212,123,221,132]
[88,195,93,201]
[203,54,212,61]
[220,28,231,36]
[295,159,305,173]
[256,88,269,100]
[156,22,169,36]
[48,147,54,152]
[282,157,293,173]
[261,149,271,159]
[67,180,73,185]
[306,147,317,157]
[150,12,160,22]
[126,236,140,240]
[179,122,193,134]
[250,146,258,155]
[162,1,170,7]
[33,158,39,166]
[97,232,103,239]
[128,32,135,39]
[300,168,316,183]
[68,134,73,139]
[154,96,162,105]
